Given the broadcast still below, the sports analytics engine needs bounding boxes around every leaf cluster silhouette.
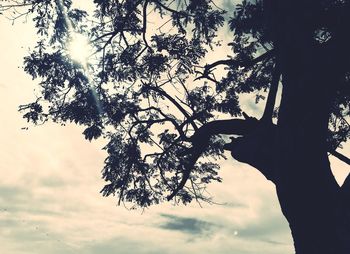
[2,0,349,207]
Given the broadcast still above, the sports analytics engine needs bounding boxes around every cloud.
[80,237,168,254]
[234,211,291,246]
[158,214,214,236]
[40,176,66,187]
[238,216,288,239]
[0,186,31,203]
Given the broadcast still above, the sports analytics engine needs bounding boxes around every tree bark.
[197,2,350,252]
[228,62,349,253]
[264,2,349,253]
[276,64,342,253]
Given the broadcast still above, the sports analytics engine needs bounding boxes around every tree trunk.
[225,56,349,252]
[220,2,350,252]
[265,2,349,253]
[276,66,343,253]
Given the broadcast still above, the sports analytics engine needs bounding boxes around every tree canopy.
[1,0,350,208]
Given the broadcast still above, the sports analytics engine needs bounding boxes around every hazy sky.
[0,2,349,254]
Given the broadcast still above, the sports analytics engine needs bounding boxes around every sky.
[0,1,349,254]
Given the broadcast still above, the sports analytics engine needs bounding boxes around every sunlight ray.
[56,0,103,115]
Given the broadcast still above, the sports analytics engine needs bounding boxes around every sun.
[68,33,92,66]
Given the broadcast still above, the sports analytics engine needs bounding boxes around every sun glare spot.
[68,33,92,66]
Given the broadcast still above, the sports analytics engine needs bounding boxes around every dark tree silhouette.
[2,0,350,253]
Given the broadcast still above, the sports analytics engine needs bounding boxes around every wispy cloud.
[158,214,215,236]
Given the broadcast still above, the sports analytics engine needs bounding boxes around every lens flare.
[68,33,92,65]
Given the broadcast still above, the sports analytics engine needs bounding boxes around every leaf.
[83,125,103,141]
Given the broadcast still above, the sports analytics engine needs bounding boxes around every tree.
[1,0,350,253]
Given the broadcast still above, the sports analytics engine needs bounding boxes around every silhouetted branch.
[195,49,275,81]
[146,84,198,131]
[166,145,204,201]
[91,31,117,43]
[0,1,38,22]
[192,117,259,141]
[142,0,151,49]
[167,116,259,201]
[91,0,144,51]
[261,62,281,122]
[130,113,188,141]
[154,0,193,17]
[330,150,350,166]
[0,3,32,9]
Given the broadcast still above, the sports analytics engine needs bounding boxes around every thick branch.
[142,0,150,49]
[330,150,350,166]
[261,62,281,122]
[191,117,259,142]
[167,117,259,201]
[195,49,275,81]
[165,107,350,200]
